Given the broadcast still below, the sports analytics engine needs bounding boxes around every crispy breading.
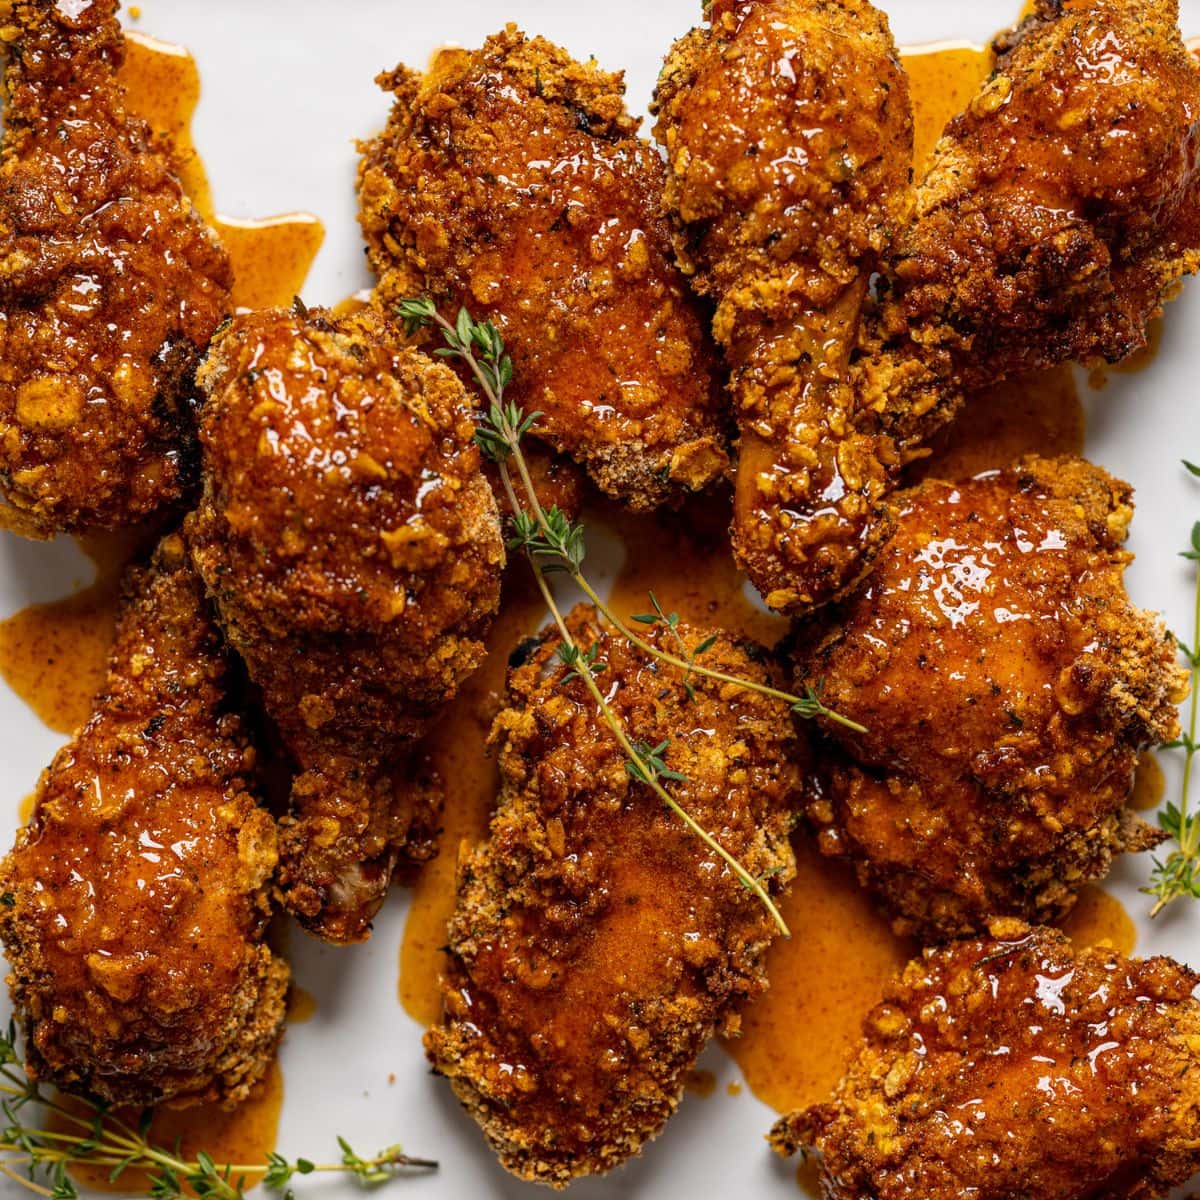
[0,0,231,535]
[653,0,913,614]
[0,534,286,1108]
[188,306,504,943]
[795,458,1187,939]
[773,921,1200,1200]
[858,0,1200,447]
[425,607,803,1185]
[357,26,730,512]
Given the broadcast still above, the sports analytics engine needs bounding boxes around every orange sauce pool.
[0,526,153,735]
[900,41,993,169]
[1060,885,1137,956]
[287,985,317,1024]
[119,31,324,311]
[912,365,1086,483]
[59,1062,284,1195]
[1133,751,1167,812]
[722,840,914,1116]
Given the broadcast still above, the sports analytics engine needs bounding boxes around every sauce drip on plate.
[119,31,324,311]
[58,1063,284,1195]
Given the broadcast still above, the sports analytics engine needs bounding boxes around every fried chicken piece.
[773,921,1200,1200]
[0,0,232,536]
[357,26,730,512]
[188,305,504,943]
[0,534,286,1108]
[653,0,913,614]
[426,607,802,1185]
[858,0,1200,446]
[795,458,1187,939]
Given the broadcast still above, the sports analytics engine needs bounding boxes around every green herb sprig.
[1145,461,1200,916]
[397,298,870,935]
[0,1023,434,1200]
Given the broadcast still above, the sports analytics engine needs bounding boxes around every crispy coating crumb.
[425,607,803,1185]
[0,0,231,535]
[357,26,730,512]
[0,534,286,1108]
[774,922,1200,1200]
[188,306,504,943]
[857,0,1200,445]
[653,0,913,614]
[795,458,1187,939]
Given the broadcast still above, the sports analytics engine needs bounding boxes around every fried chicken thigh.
[0,0,231,535]
[773,922,1200,1200]
[654,0,913,613]
[426,607,802,1185]
[188,306,504,943]
[0,534,286,1108]
[858,0,1200,446]
[795,458,1186,939]
[357,26,729,512]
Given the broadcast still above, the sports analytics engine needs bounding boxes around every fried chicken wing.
[653,0,913,613]
[773,922,1200,1200]
[357,26,729,512]
[0,534,286,1108]
[0,0,232,536]
[795,458,1187,939]
[425,607,802,1185]
[858,0,1200,446]
[188,306,504,943]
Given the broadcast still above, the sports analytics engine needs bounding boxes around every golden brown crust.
[794,458,1187,939]
[653,0,913,613]
[0,0,232,535]
[357,26,730,512]
[188,305,503,942]
[857,0,1200,443]
[0,534,286,1108]
[774,922,1200,1200]
[425,607,803,1185]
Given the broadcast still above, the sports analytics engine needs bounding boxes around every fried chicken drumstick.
[426,607,802,1185]
[859,0,1200,437]
[0,0,231,535]
[0,534,286,1108]
[773,922,1200,1200]
[796,457,1187,939]
[188,306,504,944]
[654,0,913,614]
[358,26,729,512]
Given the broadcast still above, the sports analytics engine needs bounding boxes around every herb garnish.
[1145,460,1200,916]
[397,297,869,935]
[0,1023,434,1199]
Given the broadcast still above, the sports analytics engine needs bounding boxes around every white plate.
[2,2,1199,1197]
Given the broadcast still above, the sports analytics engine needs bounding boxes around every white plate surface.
[2,1,1200,1197]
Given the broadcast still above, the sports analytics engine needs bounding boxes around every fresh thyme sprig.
[0,1022,434,1200]
[1145,462,1200,916]
[394,297,867,739]
[397,296,800,935]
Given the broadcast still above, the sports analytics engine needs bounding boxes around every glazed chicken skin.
[773,921,1200,1200]
[188,306,504,943]
[0,534,286,1108]
[357,26,729,512]
[426,607,802,1185]
[653,0,913,614]
[796,458,1187,939]
[858,0,1200,446]
[0,0,231,535]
